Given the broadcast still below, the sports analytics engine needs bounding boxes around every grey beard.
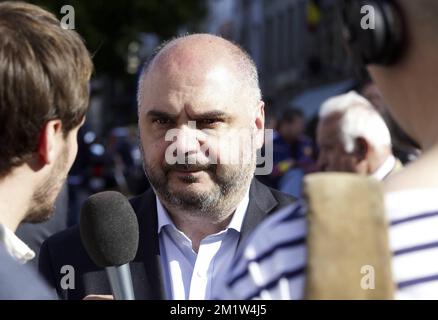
[142,159,255,221]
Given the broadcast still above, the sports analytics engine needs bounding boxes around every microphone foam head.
[80,191,139,267]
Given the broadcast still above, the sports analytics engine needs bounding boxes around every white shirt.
[157,190,250,300]
[385,189,438,300]
[372,155,397,181]
[0,223,35,264]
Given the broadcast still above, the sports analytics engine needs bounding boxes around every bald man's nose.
[173,124,203,156]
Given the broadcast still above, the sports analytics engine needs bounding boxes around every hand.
[83,294,114,300]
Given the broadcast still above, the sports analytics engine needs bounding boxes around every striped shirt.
[220,189,438,300]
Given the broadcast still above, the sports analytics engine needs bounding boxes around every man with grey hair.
[317,91,402,180]
[39,33,295,300]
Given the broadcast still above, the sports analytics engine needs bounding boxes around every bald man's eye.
[197,118,223,127]
[152,118,172,126]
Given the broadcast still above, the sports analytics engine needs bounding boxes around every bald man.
[39,34,296,300]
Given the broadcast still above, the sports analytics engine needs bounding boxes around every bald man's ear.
[254,101,265,149]
[37,119,64,166]
[354,137,369,163]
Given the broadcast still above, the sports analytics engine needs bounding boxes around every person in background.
[272,108,316,196]
[317,91,402,180]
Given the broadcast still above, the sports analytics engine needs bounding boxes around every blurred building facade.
[205,0,235,38]
[222,0,352,117]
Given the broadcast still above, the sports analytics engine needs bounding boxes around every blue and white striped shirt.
[220,189,438,300]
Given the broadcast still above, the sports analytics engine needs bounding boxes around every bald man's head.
[136,34,266,222]
[137,34,261,109]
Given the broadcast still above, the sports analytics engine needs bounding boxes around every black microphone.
[79,191,139,300]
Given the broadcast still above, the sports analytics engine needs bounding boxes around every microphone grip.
[105,264,135,300]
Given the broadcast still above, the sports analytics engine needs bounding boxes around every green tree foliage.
[30,0,207,77]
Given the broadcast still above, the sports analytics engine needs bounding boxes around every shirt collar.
[0,223,35,264]
[156,188,250,234]
[227,189,250,232]
[372,155,396,181]
[156,198,174,234]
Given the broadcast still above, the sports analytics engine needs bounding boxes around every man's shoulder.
[268,186,296,205]
[222,201,307,299]
[44,191,152,246]
[40,190,157,270]
[249,201,306,244]
[39,189,162,300]
[0,245,55,299]
[253,178,297,207]
[246,182,303,243]
[43,223,80,249]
